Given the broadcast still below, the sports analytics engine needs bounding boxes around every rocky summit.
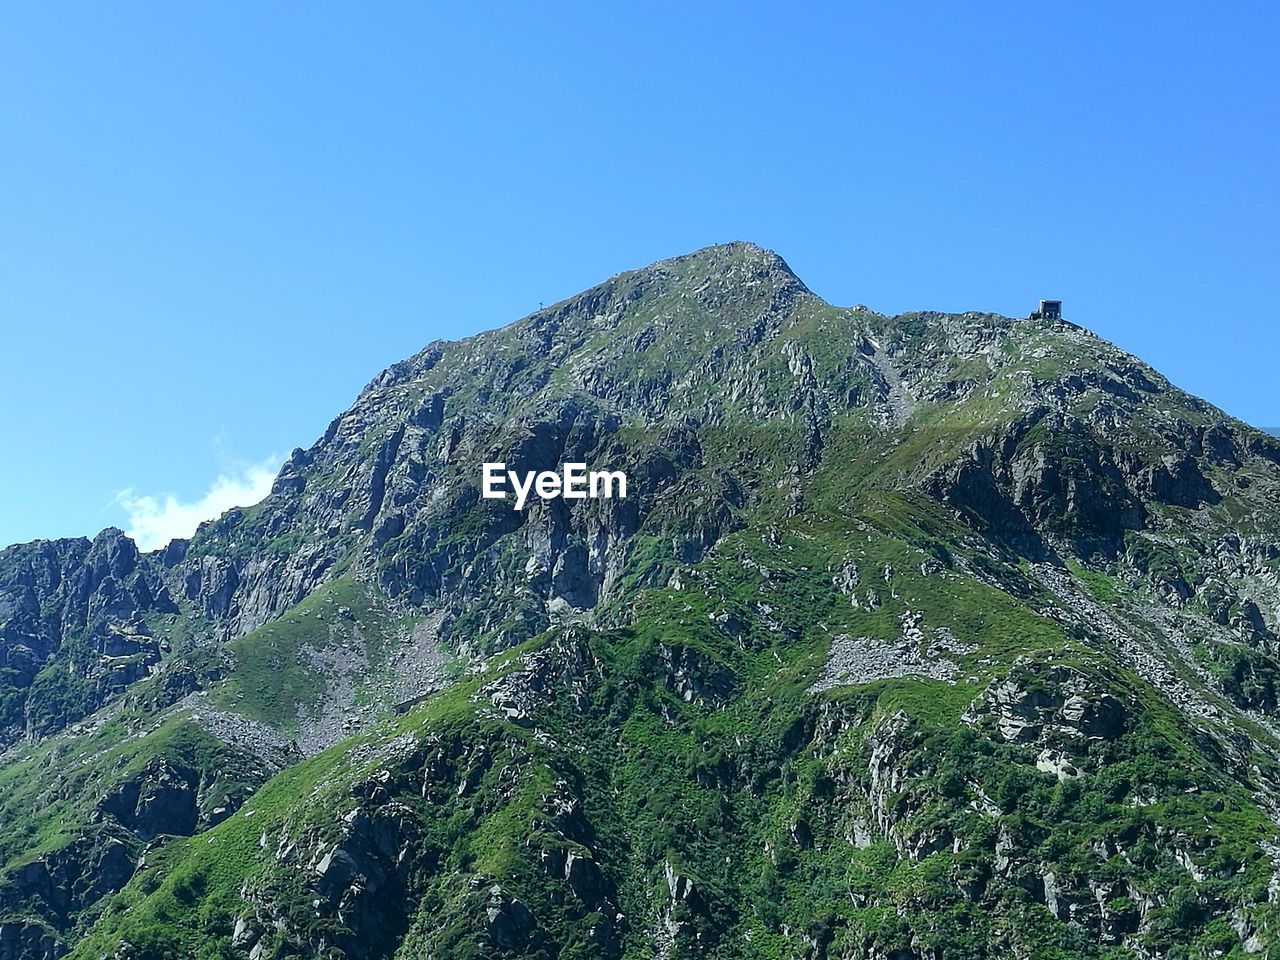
[3,242,1280,959]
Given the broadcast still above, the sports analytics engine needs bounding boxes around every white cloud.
[116,455,283,551]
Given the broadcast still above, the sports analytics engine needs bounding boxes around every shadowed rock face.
[97,759,207,841]
[0,528,177,738]
[3,244,1280,960]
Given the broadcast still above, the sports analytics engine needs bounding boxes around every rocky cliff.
[2,243,1280,959]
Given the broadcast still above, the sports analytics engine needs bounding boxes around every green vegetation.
[4,244,1280,958]
[209,577,411,732]
[59,500,1280,958]
[1067,557,1121,603]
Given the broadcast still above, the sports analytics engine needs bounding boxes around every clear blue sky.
[2,2,1277,548]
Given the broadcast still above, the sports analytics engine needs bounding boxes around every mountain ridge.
[2,244,1280,959]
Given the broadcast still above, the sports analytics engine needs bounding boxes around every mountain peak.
[7,247,1280,960]
[643,239,808,290]
[519,240,813,341]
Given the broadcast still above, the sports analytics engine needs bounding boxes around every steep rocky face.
[149,245,1280,661]
[169,245,818,646]
[2,243,1280,959]
[0,528,178,740]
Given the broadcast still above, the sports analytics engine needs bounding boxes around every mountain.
[3,242,1280,959]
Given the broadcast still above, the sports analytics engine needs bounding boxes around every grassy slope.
[66,493,1280,959]
[209,577,418,734]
